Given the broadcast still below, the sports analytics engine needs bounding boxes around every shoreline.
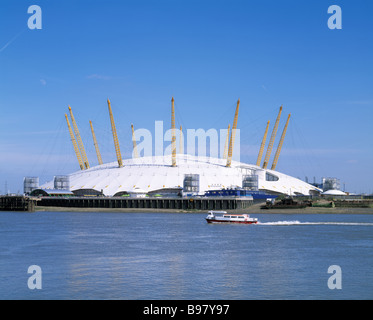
[34,204,373,214]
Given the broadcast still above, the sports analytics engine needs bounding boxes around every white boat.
[205,211,258,224]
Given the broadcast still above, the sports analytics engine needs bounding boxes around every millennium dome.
[36,98,321,197]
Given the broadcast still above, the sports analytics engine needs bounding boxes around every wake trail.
[257,221,373,226]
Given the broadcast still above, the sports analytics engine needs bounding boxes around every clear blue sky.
[1,0,372,194]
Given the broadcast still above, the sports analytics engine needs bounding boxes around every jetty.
[36,196,253,211]
[0,195,40,212]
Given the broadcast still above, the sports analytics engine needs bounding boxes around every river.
[1,211,372,299]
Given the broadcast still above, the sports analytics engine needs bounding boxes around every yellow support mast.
[131,124,139,158]
[171,97,176,167]
[89,120,103,165]
[256,120,270,166]
[223,124,230,159]
[107,99,123,167]
[262,105,283,169]
[271,113,291,171]
[65,114,84,170]
[68,106,90,169]
[226,99,240,167]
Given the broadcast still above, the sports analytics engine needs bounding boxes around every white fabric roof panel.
[40,154,321,196]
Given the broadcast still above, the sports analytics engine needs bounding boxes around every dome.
[322,189,346,196]
[40,154,322,197]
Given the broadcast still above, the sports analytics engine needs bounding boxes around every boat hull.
[205,218,258,224]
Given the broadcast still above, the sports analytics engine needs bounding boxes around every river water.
[1,211,373,300]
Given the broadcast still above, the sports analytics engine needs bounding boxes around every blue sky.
[1,0,372,194]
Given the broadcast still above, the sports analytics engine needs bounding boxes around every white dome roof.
[40,154,321,197]
[322,189,346,195]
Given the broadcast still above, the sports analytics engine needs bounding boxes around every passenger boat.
[205,211,258,224]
